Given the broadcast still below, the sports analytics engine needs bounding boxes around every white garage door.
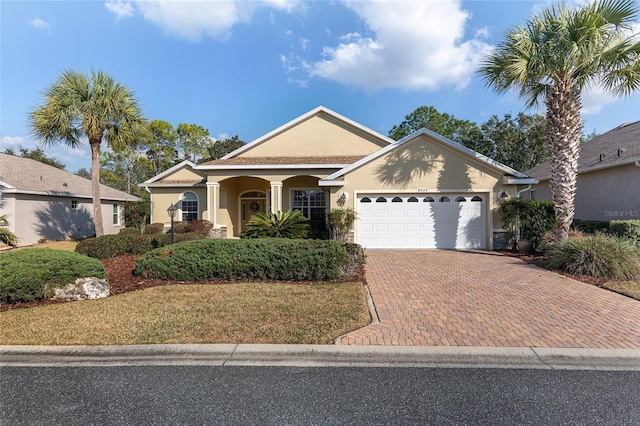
[357,194,486,249]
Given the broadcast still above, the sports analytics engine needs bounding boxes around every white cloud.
[0,136,25,149]
[304,1,493,92]
[105,0,300,42]
[29,17,50,30]
[105,1,135,20]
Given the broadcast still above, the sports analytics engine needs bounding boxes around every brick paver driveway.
[340,250,640,348]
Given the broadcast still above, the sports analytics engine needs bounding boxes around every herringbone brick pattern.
[340,250,640,348]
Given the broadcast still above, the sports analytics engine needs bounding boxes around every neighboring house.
[141,106,536,249]
[526,121,640,222]
[0,153,140,245]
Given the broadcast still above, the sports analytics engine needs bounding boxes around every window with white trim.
[181,192,198,222]
[112,204,120,226]
[71,200,79,209]
[291,189,326,221]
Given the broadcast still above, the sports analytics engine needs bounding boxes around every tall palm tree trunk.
[545,81,583,242]
[91,140,105,237]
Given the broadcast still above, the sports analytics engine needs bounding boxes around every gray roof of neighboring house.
[527,121,640,180]
[0,153,139,201]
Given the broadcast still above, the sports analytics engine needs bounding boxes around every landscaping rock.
[54,277,110,301]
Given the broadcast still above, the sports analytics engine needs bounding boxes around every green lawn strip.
[0,282,370,345]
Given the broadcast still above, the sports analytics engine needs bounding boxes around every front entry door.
[241,198,266,231]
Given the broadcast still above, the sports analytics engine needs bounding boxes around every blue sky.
[2,0,639,174]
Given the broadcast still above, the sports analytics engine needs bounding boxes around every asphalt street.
[2,365,639,425]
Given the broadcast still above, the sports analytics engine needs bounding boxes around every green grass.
[0,282,370,345]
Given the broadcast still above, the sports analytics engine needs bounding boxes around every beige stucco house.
[0,153,139,246]
[141,106,536,249]
[526,121,640,222]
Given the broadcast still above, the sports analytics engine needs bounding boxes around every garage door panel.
[358,193,486,249]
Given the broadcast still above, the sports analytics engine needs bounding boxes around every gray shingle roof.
[526,121,640,180]
[0,153,139,201]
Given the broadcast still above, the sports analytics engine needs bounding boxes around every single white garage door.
[357,194,486,249]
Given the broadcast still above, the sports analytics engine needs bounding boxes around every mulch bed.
[1,255,366,313]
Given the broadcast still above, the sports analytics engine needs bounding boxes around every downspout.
[144,186,153,224]
[517,185,531,199]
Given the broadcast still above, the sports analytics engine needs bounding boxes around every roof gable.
[220,106,393,160]
[0,153,139,201]
[141,160,204,185]
[322,128,529,184]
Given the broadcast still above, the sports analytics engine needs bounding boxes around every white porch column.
[206,182,220,225]
[270,181,283,212]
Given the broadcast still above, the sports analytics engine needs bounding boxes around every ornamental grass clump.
[548,233,640,280]
[0,248,105,304]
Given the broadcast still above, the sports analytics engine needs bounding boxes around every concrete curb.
[2,344,639,370]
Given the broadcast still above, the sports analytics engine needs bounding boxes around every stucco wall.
[1,193,125,245]
[335,134,514,245]
[239,113,388,158]
[529,164,640,221]
[149,186,207,225]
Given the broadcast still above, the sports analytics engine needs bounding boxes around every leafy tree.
[479,0,640,241]
[29,69,148,237]
[388,106,493,157]
[74,167,92,180]
[123,200,151,232]
[176,123,212,163]
[146,120,177,175]
[202,135,246,162]
[482,113,548,171]
[3,146,66,170]
[101,146,153,196]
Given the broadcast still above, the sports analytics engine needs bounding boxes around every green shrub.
[609,220,640,244]
[572,219,610,234]
[548,233,640,280]
[134,238,349,282]
[243,210,309,239]
[143,223,164,235]
[76,233,175,259]
[327,208,357,243]
[119,227,141,236]
[0,248,106,304]
[499,199,555,250]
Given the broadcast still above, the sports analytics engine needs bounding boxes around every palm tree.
[30,69,148,237]
[0,214,18,247]
[478,0,640,241]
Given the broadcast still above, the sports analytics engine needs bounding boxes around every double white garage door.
[357,194,487,249]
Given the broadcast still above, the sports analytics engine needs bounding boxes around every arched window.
[455,196,466,202]
[392,197,403,203]
[423,196,435,202]
[181,192,198,222]
[471,196,483,202]
[439,196,450,202]
[360,197,371,203]
[376,197,387,203]
[408,197,418,203]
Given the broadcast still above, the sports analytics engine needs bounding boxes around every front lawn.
[0,282,370,345]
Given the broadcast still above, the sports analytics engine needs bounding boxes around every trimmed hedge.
[76,233,170,259]
[609,220,640,243]
[0,248,106,304]
[572,219,610,234]
[134,238,351,282]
